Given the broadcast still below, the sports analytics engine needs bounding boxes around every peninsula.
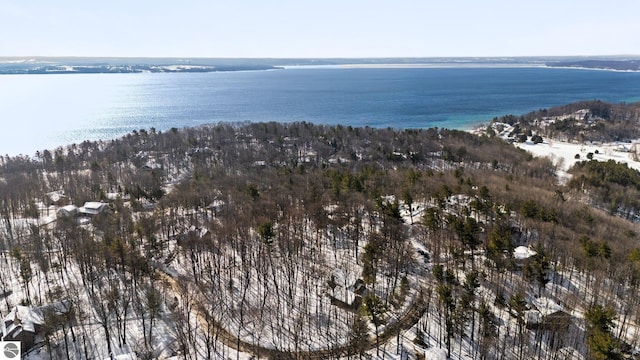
[0,57,282,74]
[546,59,640,71]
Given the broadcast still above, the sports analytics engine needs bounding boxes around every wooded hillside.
[1,121,640,359]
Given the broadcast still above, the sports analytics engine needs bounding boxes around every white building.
[79,201,108,216]
[57,204,78,217]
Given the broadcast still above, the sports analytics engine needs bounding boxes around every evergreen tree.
[585,304,621,360]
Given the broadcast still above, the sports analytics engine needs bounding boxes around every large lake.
[2,66,640,156]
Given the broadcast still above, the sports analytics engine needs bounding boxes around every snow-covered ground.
[473,119,640,182]
[3,189,637,360]
[515,138,640,172]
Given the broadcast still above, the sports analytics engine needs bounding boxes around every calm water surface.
[1,67,640,156]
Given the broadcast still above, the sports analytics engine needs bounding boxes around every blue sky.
[1,0,639,58]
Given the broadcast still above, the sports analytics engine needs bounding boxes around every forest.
[1,117,640,359]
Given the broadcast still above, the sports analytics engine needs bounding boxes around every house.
[513,245,536,260]
[207,200,225,214]
[106,192,129,201]
[329,279,368,312]
[350,278,368,297]
[46,190,67,205]
[513,245,537,269]
[2,305,44,352]
[177,226,211,245]
[525,297,575,350]
[57,204,78,218]
[140,162,162,171]
[78,201,108,216]
[525,297,572,330]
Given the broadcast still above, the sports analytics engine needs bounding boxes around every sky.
[1,0,639,58]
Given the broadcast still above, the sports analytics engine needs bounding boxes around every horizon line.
[1,54,639,60]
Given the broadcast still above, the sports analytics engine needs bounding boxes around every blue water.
[1,66,640,156]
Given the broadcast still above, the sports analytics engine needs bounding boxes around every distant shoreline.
[283,63,549,70]
[545,59,640,72]
[544,65,640,73]
[3,56,639,74]
[0,64,283,75]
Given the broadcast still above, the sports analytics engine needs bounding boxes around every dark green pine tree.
[524,244,551,296]
[349,313,370,358]
[585,304,622,360]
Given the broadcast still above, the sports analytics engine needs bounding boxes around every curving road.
[159,269,427,359]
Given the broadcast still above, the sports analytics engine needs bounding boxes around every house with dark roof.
[525,298,571,328]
